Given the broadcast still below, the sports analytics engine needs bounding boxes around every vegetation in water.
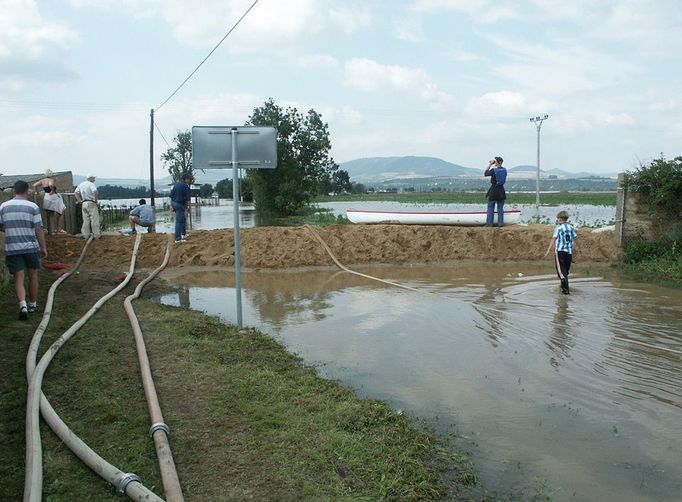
[315,191,617,206]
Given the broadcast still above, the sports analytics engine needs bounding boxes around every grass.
[0,270,478,501]
[315,191,617,206]
[618,231,682,288]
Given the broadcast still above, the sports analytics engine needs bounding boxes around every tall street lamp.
[529,114,549,210]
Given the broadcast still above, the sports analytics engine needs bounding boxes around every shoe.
[19,307,28,320]
[131,229,137,234]
[174,238,187,243]
[28,303,38,313]
[147,227,154,233]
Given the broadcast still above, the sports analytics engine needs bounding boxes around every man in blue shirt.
[0,180,48,319]
[484,156,507,227]
[170,174,191,243]
[128,199,155,234]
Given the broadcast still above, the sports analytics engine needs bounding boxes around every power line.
[153,121,172,149]
[155,0,260,112]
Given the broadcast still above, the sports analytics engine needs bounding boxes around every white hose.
[24,234,164,502]
[123,234,184,501]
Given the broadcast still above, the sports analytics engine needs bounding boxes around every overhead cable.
[155,0,260,112]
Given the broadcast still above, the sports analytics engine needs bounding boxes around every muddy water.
[158,263,682,501]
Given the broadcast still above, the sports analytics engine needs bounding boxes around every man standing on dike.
[74,173,100,239]
[484,156,507,227]
[170,174,191,243]
[0,180,48,320]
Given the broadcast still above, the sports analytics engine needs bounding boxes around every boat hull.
[346,208,521,226]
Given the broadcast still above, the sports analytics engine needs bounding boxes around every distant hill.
[74,170,233,189]
[339,156,479,182]
[71,156,617,190]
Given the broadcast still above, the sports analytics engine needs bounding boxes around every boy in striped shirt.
[0,180,48,319]
[544,210,577,295]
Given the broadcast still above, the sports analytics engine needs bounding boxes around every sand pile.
[44,224,621,271]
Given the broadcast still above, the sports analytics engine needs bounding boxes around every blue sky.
[1,0,680,180]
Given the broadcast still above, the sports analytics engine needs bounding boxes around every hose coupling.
[117,472,141,496]
[149,421,171,439]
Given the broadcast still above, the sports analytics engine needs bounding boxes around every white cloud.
[296,54,340,69]
[71,0,370,51]
[344,58,452,105]
[391,15,424,43]
[466,91,546,118]
[0,0,79,60]
[409,0,520,23]
[0,130,85,149]
[450,44,481,62]
[488,35,638,97]
[599,0,682,55]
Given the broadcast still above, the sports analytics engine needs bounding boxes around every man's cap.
[44,169,54,177]
[86,173,96,179]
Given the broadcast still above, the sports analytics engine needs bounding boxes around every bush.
[626,155,682,222]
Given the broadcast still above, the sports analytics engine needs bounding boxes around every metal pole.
[231,128,242,328]
[150,109,155,208]
[529,114,549,210]
[536,123,541,209]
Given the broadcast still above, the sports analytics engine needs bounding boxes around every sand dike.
[45,224,621,270]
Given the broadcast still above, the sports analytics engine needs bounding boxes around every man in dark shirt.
[484,156,507,227]
[170,174,191,243]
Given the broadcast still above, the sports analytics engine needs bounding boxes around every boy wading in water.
[544,210,577,294]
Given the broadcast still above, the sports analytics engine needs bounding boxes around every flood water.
[157,263,682,501]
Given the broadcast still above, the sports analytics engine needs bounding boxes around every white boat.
[346,208,521,226]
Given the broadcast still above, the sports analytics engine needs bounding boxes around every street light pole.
[529,114,549,210]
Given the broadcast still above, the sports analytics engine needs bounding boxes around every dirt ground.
[43,224,621,270]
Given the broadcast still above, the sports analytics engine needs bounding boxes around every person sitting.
[128,199,155,234]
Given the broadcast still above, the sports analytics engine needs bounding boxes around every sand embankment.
[45,224,621,270]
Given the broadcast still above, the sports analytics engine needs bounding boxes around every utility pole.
[529,114,549,210]
[149,108,155,207]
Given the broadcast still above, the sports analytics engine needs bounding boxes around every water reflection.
[157,263,682,501]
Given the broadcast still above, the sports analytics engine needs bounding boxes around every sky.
[1,0,681,180]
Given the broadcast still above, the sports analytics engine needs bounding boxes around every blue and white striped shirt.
[0,198,43,256]
[553,223,576,254]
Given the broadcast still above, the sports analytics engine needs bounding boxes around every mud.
[44,224,621,270]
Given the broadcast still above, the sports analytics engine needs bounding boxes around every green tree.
[216,178,232,198]
[245,98,337,215]
[331,169,352,194]
[215,177,254,201]
[162,130,194,183]
[199,183,213,198]
[627,155,682,223]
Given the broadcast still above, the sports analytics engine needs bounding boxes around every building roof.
[0,171,69,190]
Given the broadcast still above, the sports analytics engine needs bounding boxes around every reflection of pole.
[529,114,549,210]
[232,128,242,328]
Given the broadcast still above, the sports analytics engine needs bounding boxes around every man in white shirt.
[74,173,101,239]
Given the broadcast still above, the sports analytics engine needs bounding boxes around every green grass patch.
[315,191,617,206]
[1,271,471,501]
[618,232,682,287]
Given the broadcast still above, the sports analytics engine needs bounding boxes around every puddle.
[157,263,682,501]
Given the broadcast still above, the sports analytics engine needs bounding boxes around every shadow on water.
[158,263,682,501]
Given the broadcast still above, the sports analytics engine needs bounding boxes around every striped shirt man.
[0,198,43,255]
[553,222,577,254]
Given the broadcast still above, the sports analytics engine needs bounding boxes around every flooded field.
[111,199,615,234]
[157,263,681,501]
[319,200,616,227]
